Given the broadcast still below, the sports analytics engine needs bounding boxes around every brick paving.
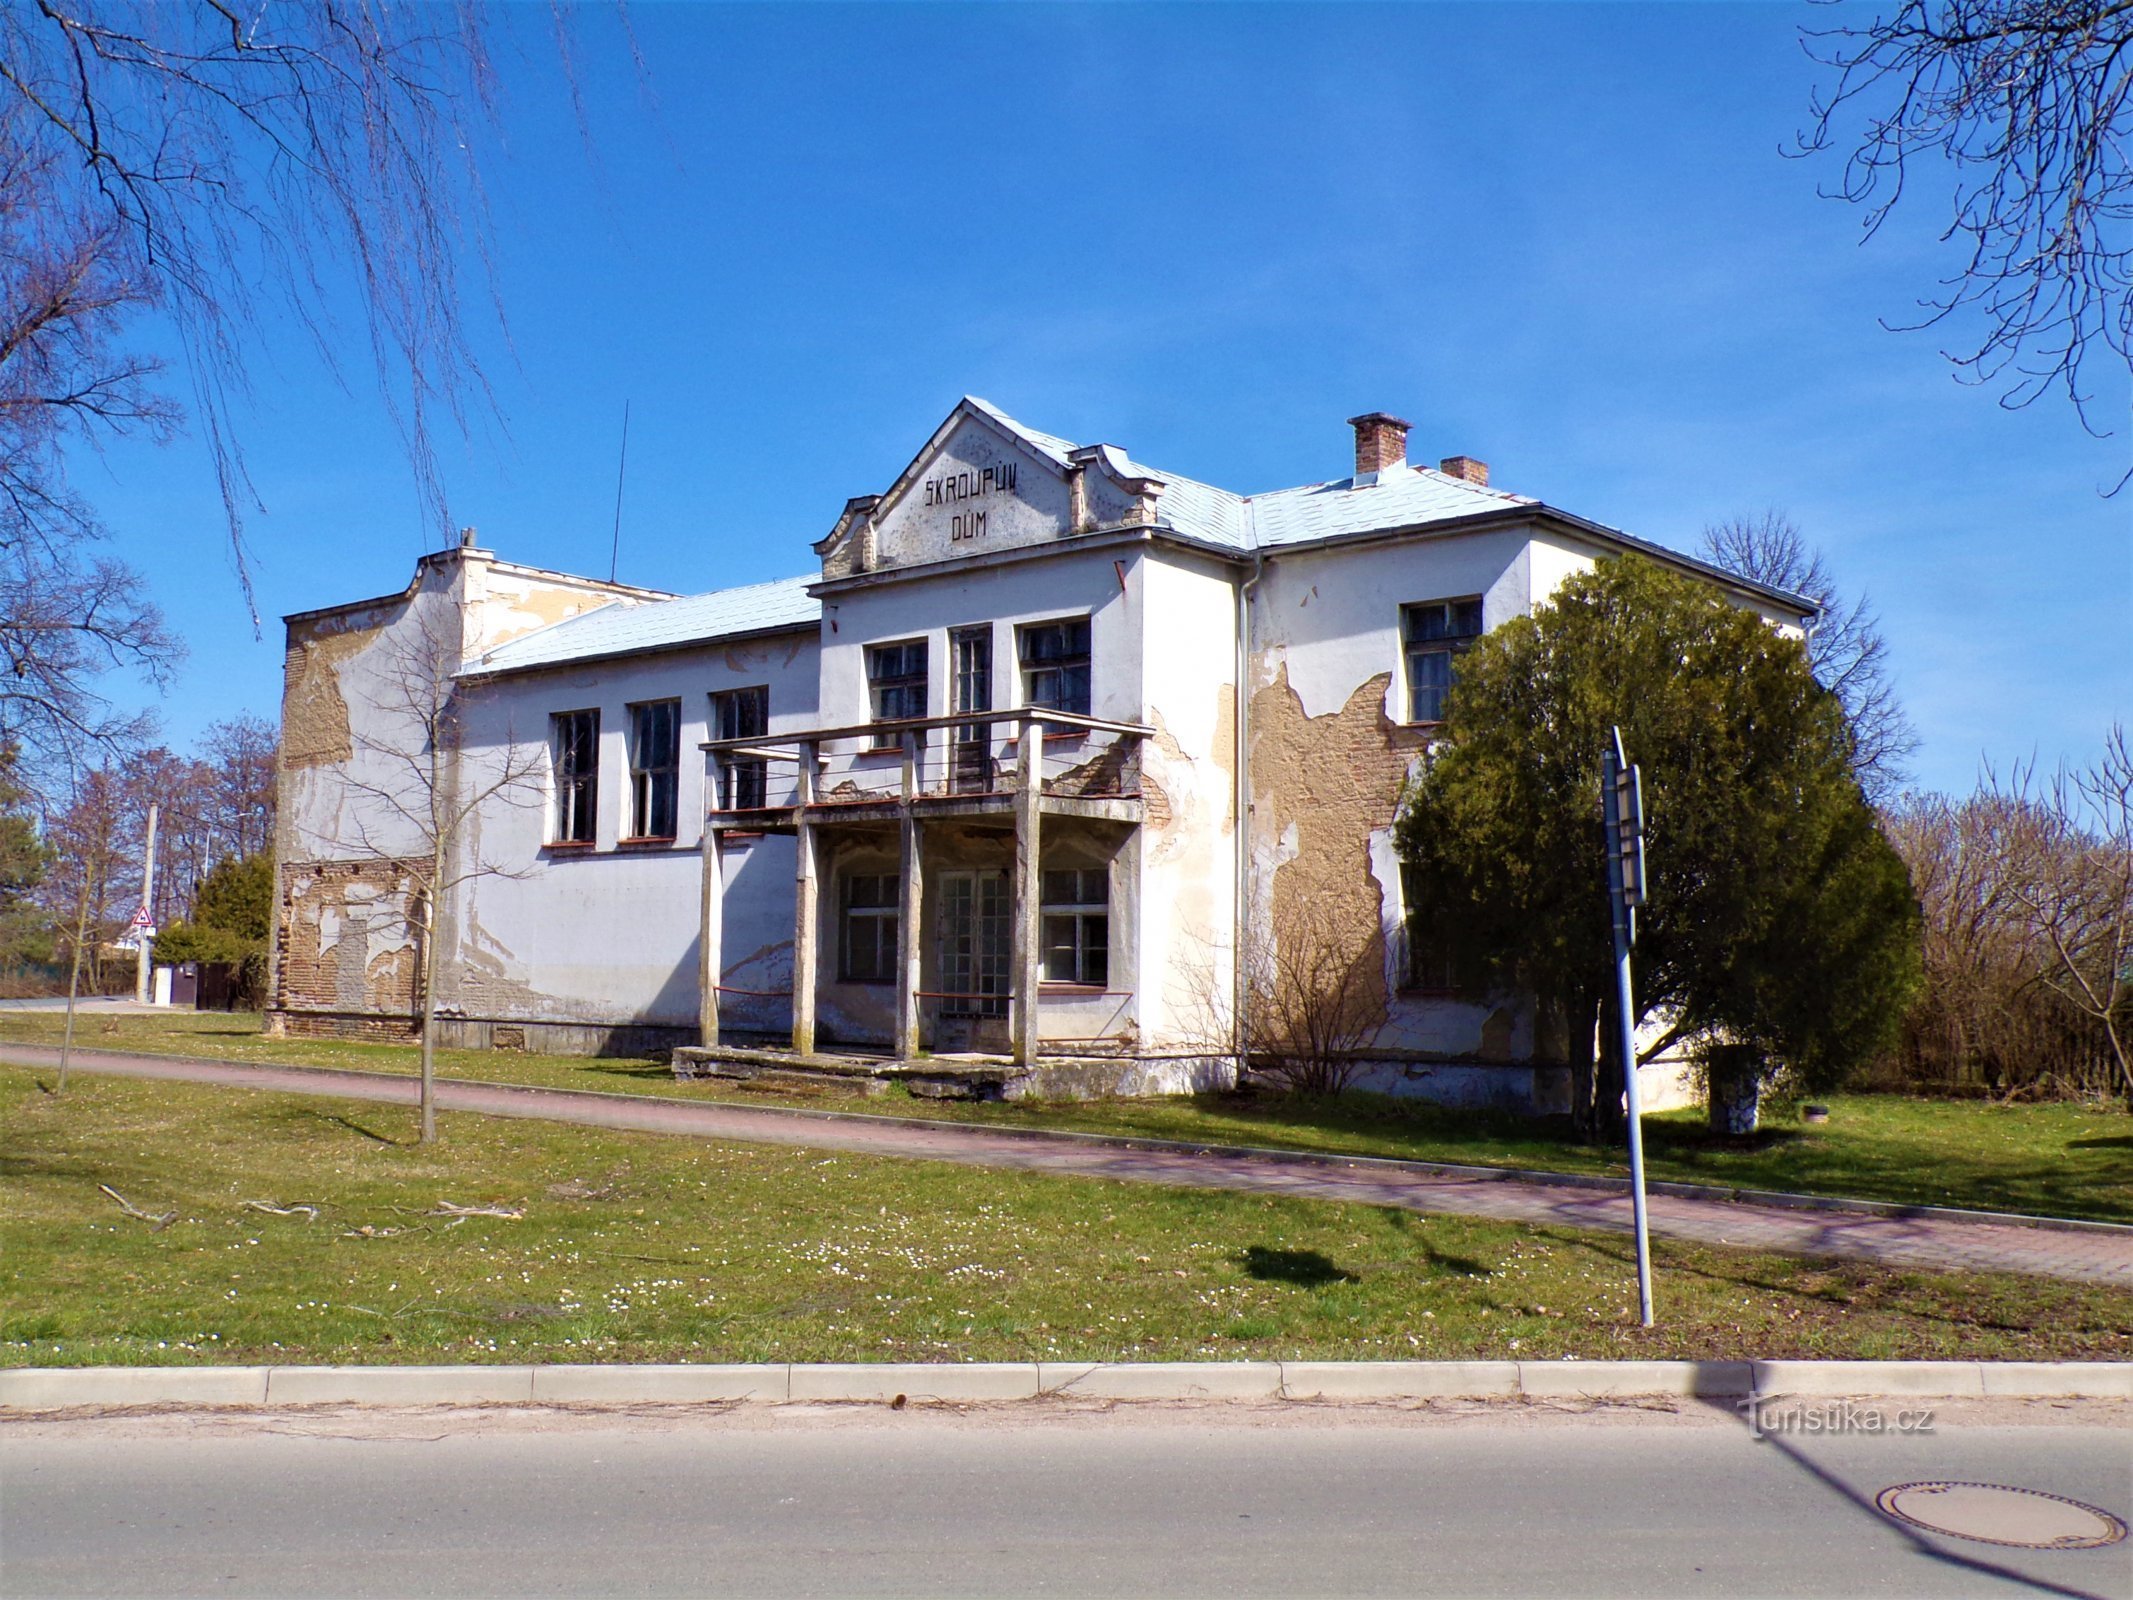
[11,1045,2131,1288]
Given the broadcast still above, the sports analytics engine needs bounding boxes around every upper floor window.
[1020,617,1091,717]
[1402,598,1483,724]
[709,686,768,810]
[550,709,599,844]
[868,640,929,725]
[1040,865,1108,987]
[627,699,680,840]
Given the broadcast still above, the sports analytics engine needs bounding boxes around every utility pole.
[133,803,158,1005]
[1602,727,1654,1327]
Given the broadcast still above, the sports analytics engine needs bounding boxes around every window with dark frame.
[1400,861,1492,993]
[627,699,680,840]
[550,709,599,845]
[1401,598,1484,724]
[867,640,928,734]
[1019,618,1092,717]
[709,686,768,810]
[840,873,899,984]
[1040,866,1108,987]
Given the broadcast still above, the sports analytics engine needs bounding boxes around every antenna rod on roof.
[608,399,631,584]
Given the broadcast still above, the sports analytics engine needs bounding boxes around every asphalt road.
[4,1403,2128,1599]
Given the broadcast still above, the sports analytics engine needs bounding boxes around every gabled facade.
[269,399,1812,1109]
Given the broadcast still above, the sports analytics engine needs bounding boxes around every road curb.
[4,1360,2127,1412]
[6,1043,2125,1239]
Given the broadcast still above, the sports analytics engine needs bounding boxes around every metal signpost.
[1603,726,1655,1327]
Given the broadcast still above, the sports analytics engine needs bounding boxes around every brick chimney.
[1439,455,1489,487]
[1348,412,1410,478]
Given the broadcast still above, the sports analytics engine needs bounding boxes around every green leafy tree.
[154,852,272,999]
[1395,558,1921,1139]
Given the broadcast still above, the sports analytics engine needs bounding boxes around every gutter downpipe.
[1232,547,1267,1079]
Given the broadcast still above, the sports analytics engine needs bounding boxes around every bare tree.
[335,608,541,1142]
[0,112,180,773]
[198,712,277,861]
[1990,726,2133,1106]
[1796,0,2133,444]
[0,1,529,572]
[1238,890,1390,1096]
[1700,513,1919,801]
[40,758,134,1091]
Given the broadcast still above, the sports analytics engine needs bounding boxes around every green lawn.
[4,1068,2129,1369]
[6,1009,2129,1225]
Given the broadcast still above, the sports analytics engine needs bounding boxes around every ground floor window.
[627,699,680,839]
[840,873,899,984]
[1400,862,1483,991]
[1041,866,1108,986]
[549,709,598,843]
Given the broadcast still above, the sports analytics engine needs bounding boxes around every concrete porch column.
[791,738,820,1056]
[1011,720,1042,1066]
[896,730,923,1060]
[698,823,724,1047]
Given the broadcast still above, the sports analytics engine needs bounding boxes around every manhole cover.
[1875,1482,2128,1550]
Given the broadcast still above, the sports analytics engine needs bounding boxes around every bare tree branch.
[1795,0,2133,465]
[1699,512,1920,802]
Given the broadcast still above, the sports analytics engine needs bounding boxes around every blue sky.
[84,2,2129,796]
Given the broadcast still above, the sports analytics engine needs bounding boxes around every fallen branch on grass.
[97,1184,176,1230]
[427,1202,524,1220]
[341,1223,428,1240]
[243,1201,320,1221]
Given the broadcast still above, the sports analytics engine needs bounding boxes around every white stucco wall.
[438,627,819,1029]
[1134,548,1243,1053]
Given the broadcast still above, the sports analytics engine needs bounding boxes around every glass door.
[938,870,1009,1017]
[950,626,992,794]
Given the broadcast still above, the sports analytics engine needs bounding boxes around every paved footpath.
[9,1045,2131,1287]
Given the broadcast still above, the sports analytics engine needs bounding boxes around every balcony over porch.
[694,708,1152,1070]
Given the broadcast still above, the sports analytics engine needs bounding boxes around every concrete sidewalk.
[8,1044,2131,1287]
[5,1358,2130,1411]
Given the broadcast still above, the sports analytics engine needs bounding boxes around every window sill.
[1039,982,1109,996]
[541,840,598,855]
[614,836,678,851]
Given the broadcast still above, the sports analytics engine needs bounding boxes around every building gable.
[816,398,1156,580]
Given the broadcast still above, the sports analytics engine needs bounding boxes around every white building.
[268,398,1810,1110]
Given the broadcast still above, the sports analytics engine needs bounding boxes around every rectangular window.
[1401,862,1488,992]
[709,686,768,810]
[840,873,899,984]
[627,699,680,840]
[550,710,599,844]
[867,640,929,730]
[1041,865,1109,987]
[1019,618,1092,716]
[1402,598,1484,723]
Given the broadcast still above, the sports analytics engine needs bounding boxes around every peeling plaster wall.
[1245,527,1542,1073]
[274,538,812,1043]
[1133,549,1242,1053]
[274,857,429,1034]
[280,570,466,868]
[459,556,665,659]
